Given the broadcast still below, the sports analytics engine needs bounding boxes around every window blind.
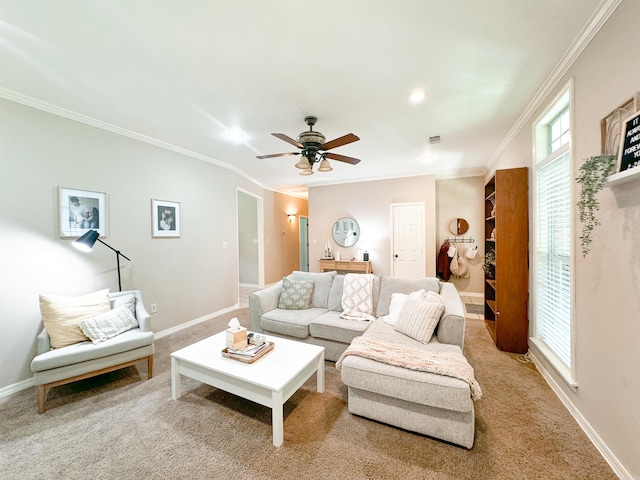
[535,151,572,367]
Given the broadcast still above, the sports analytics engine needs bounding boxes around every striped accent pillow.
[395,296,445,344]
[79,306,139,344]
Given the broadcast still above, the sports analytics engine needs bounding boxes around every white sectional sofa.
[249,271,479,448]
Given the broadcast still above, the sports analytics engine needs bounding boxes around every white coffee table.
[170,331,325,447]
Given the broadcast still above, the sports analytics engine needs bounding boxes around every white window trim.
[530,78,577,389]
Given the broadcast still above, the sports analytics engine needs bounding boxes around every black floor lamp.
[72,230,131,291]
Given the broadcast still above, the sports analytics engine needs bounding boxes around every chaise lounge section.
[249,271,479,448]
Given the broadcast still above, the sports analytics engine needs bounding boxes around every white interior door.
[391,203,425,278]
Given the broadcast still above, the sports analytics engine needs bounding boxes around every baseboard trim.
[0,377,34,401]
[461,291,484,298]
[153,304,239,340]
[528,349,633,480]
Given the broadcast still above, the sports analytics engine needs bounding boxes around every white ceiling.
[1,0,608,195]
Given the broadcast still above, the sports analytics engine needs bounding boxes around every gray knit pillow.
[278,278,313,310]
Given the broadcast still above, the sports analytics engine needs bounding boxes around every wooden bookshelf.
[484,168,529,353]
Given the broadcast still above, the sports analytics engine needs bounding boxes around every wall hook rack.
[444,236,475,243]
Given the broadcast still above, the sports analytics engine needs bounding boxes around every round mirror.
[332,217,360,247]
[449,218,469,235]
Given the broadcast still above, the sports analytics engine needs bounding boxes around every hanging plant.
[576,155,616,257]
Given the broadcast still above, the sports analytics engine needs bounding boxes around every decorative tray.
[221,342,274,364]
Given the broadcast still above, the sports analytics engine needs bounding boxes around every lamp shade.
[73,229,100,252]
[318,158,333,172]
[295,156,309,169]
[299,166,314,175]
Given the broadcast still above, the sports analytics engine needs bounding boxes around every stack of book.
[222,341,274,363]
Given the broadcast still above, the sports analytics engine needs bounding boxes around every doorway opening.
[237,189,264,305]
[299,216,309,272]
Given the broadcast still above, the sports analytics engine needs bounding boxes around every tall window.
[532,84,575,386]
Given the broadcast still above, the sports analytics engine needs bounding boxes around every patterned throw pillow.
[395,296,445,344]
[278,277,313,310]
[79,306,139,344]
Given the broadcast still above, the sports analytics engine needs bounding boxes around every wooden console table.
[318,259,372,274]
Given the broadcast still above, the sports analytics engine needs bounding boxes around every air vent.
[427,135,442,145]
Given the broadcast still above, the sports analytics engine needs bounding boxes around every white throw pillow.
[423,291,444,304]
[79,306,139,344]
[394,296,445,344]
[39,289,110,348]
[381,289,426,326]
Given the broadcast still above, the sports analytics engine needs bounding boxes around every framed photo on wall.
[152,199,180,237]
[59,187,107,238]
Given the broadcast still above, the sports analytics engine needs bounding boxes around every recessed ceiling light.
[226,129,245,142]
[408,89,427,104]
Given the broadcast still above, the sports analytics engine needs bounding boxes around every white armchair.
[30,290,154,413]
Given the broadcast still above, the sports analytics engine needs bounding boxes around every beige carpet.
[1,309,616,480]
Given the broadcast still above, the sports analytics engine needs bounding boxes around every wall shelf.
[607,167,640,187]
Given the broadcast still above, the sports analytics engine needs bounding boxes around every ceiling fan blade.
[272,133,303,148]
[256,152,300,159]
[321,133,360,151]
[325,152,361,165]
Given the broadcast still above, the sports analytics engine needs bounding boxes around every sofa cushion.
[289,271,337,308]
[261,308,328,338]
[39,289,111,349]
[30,329,154,372]
[376,277,440,317]
[109,292,136,317]
[79,306,139,344]
[310,311,371,344]
[327,274,345,312]
[395,297,444,343]
[278,277,313,310]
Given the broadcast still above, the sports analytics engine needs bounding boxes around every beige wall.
[488,1,639,477]
[436,176,486,294]
[0,99,269,388]
[308,175,436,277]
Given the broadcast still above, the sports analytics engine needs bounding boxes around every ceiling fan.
[256,116,361,175]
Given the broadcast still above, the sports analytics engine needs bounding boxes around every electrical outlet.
[150,303,157,314]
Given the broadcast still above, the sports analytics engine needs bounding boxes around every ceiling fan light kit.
[257,116,361,175]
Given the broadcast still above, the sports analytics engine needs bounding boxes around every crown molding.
[0,87,269,190]
[487,0,623,171]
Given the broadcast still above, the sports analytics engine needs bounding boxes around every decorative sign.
[618,111,640,172]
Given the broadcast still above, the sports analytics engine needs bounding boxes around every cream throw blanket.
[336,337,482,400]
[340,273,375,321]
